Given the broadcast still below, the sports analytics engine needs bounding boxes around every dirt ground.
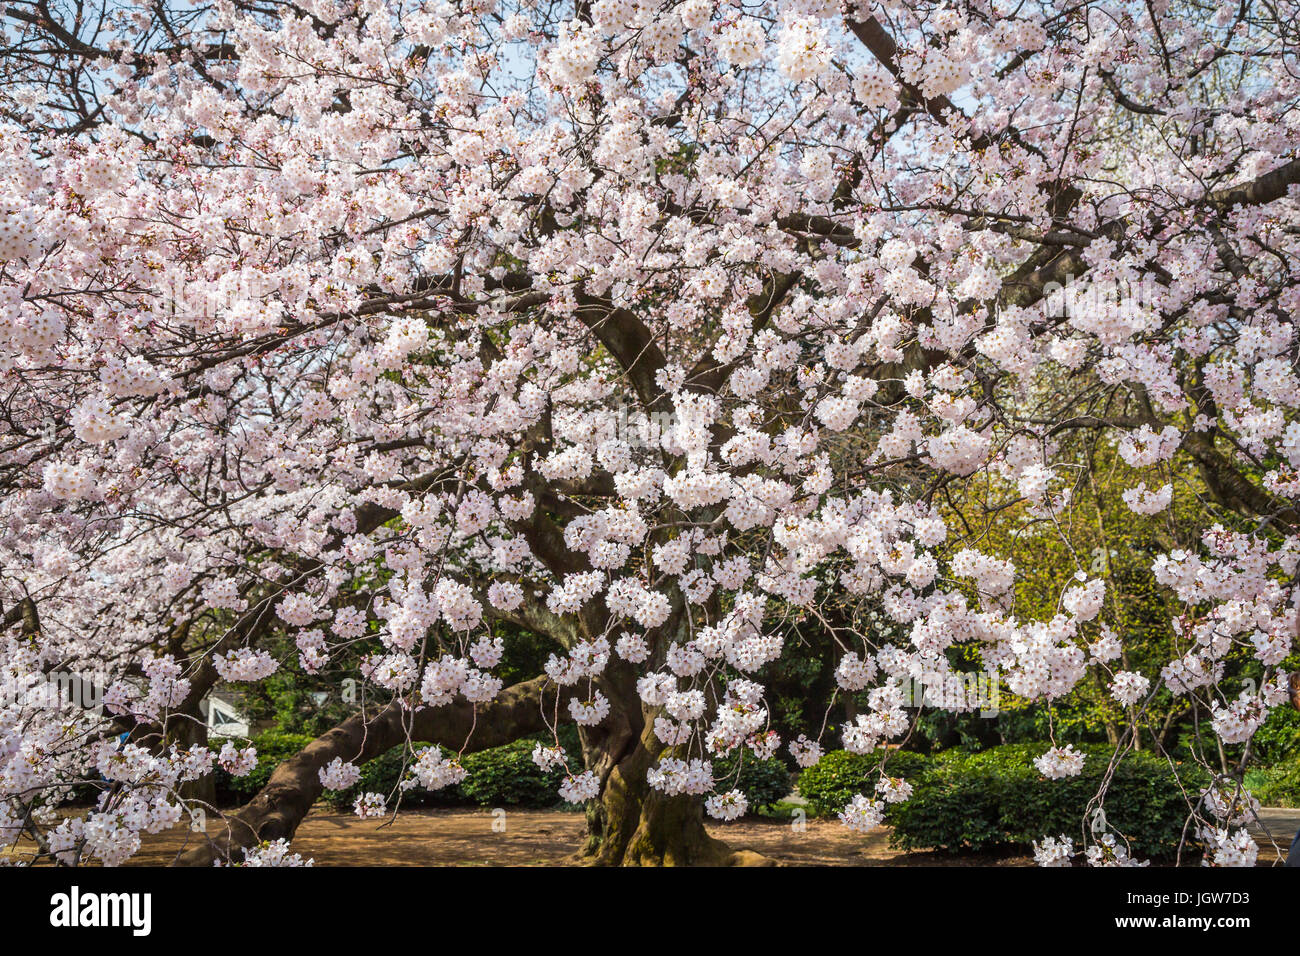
[123,806,1034,867]
[16,804,1292,866]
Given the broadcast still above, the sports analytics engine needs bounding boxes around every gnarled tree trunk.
[573,660,768,867]
[581,738,740,867]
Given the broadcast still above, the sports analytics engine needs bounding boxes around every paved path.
[1248,807,1299,864]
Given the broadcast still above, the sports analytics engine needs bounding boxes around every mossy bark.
[582,755,770,866]
[576,667,769,867]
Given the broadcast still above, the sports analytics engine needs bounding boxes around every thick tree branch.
[174,675,571,865]
[1208,156,1300,209]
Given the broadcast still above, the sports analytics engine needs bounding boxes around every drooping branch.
[846,15,960,126]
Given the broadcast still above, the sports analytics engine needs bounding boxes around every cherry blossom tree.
[1,0,1298,867]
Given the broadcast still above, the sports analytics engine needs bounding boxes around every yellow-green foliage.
[938,438,1213,746]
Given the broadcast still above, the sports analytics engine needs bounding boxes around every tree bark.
[581,733,745,866]
[574,662,771,867]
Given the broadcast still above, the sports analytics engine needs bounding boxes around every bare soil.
[25,804,1294,865]
[123,806,1035,867]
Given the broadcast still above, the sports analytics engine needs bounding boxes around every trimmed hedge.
[795,748,929,818]
[211,731,565,810]
[212,728,587,811]
[798,744,1209,859]
[321,739,792,813]
[216,724,791,815]
[320,744,465,811]
[458,740,572,808]
[321,731,584,811]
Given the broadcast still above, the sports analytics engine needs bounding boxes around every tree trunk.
[170,710,217,807]
[583,752,741,866]
[575,661,769,867]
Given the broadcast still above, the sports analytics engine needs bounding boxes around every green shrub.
[321,735,575,811]
[213,725,591,812]
[889,743,1209,859]
[885,749,1005,851]
[320,736,789,814]
[798,744,1207,859]
[459,740,571,807]
[795,748,930,818]
[1246,762,1300,808]
[321,744,474,811]
[1250,706,1300,767]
